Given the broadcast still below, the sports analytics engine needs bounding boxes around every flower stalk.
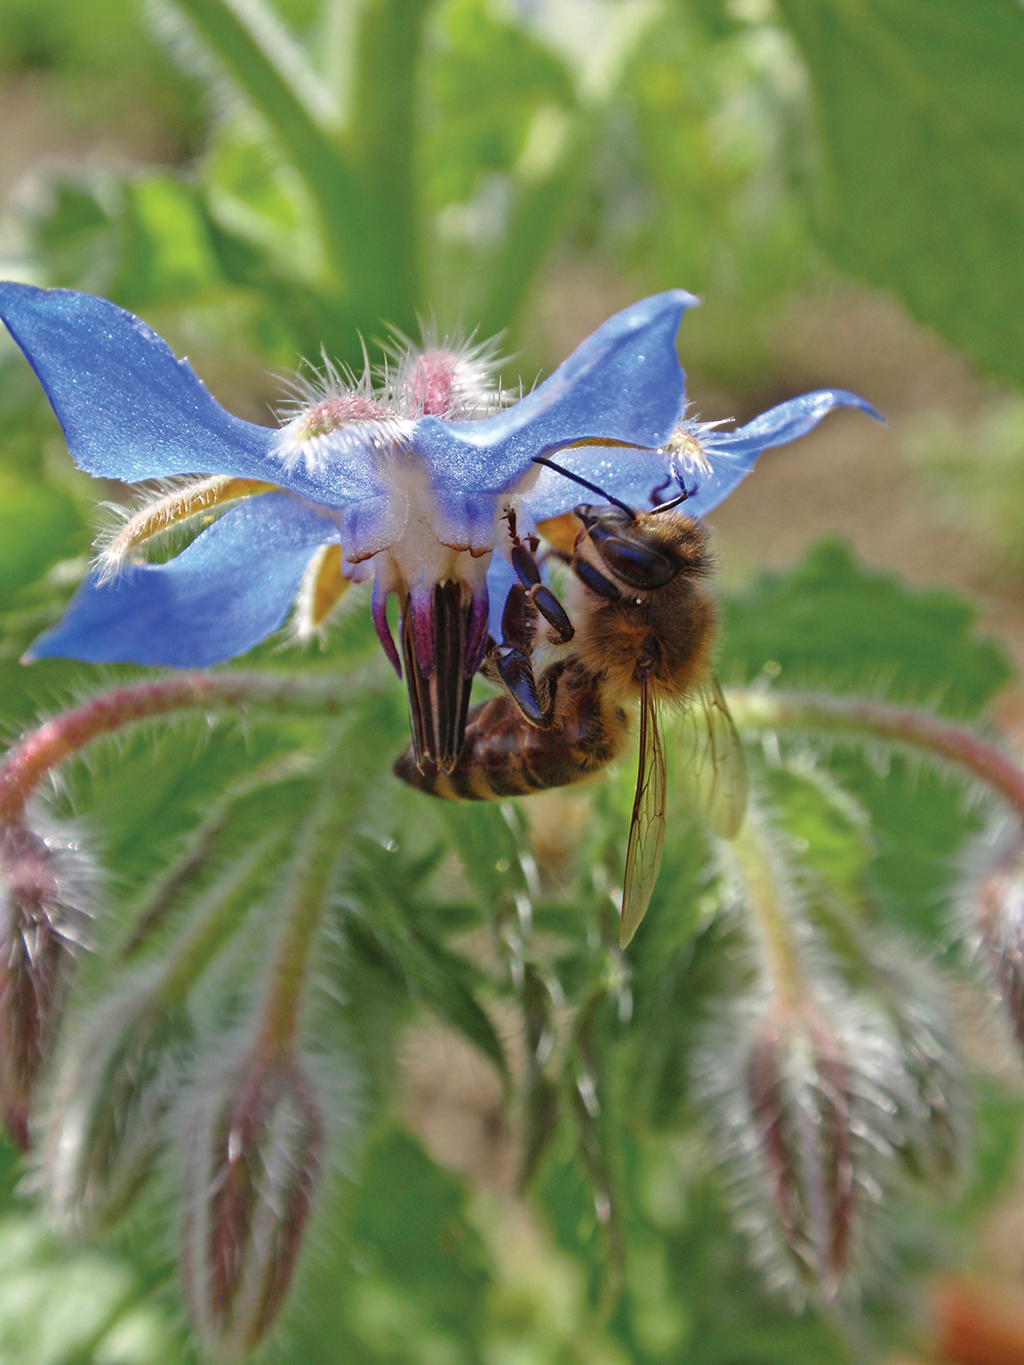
[0,672,363,824]
[257,780,355,1052]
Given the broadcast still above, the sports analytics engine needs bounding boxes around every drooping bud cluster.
[0,820,91,1149]
[179,1047,324,1359]
[705,809,922,1302]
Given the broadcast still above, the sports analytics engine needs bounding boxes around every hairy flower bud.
[869,949,966,1191]
[970,822,1024,1049]
[0,821,90,1148]
[179,1047,323,1358]
[745,1007,855,1298]
[699,993,899,1303]
[42,983,191,1233]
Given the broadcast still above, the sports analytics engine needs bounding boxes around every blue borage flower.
[0,284,880,770]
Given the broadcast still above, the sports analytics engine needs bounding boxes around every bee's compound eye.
[594,534,677,589]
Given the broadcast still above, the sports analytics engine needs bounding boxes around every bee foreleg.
[506,507,575,643]
[491,644,552,727]
[487,581,557,728]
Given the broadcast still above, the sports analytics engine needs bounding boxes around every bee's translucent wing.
[675,673,747,838]
[620,671,667,947]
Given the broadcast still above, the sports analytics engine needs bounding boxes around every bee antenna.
[650,491,690,514]
[531,456,636,519]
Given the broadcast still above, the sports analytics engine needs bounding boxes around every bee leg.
[488,582,556,728]
[506,510,575,642]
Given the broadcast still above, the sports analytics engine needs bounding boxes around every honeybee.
[394,460,747,945]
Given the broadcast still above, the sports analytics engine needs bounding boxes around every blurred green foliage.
[905,396,1024,576]
[2,0,1024,1359]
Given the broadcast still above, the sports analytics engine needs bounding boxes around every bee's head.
[573,503,707,592]
[530,454,709,592]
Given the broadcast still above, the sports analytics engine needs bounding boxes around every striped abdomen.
[393,662,628,800]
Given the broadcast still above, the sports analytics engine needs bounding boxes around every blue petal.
[412,291,697,514]
[27,494,337,667]
[485,553,519,643]
[522,388,882,523]
[523,448,679,521]
[0,284,383,507]
[683,389,883,520]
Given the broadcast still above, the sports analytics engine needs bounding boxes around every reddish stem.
[0,673,347,823]
[728,689,1024,821]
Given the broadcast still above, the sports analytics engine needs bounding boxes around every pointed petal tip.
[631,288,701,328]
[830,388,885,425]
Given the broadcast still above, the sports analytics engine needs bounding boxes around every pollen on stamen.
[662,424,714,479]
[96,476,278,581]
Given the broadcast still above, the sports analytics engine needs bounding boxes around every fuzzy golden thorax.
[569,510,716,702]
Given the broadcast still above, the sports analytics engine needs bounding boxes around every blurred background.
[3,0,1024,1361]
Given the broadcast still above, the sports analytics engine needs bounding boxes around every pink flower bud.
[0,821,90,1149]
[745,1008,855,1298]
[179,1047,323,1358]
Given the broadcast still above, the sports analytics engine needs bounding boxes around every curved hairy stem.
[725,687,1024,821]
[0,671,368,823]
[730,810,808,1012]
[257,720,376,1051]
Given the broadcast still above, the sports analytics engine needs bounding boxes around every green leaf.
[286,1126,493,1363]
[764,763,873,904]
[169,0,364,291]
[775,0,1024,389]
[348,0,429,331]
[0,1214,187,1365]
[344,845,509,1079]
[722,540,1011,718]
[426,0,574,207]
[722,543,1010,940]
[110,176,223,310]
[0,473,80,602]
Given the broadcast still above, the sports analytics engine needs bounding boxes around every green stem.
[476,121,590,340]
[171,0,365,285]
[725,687,1024,821]
[255,701,388,1051]
[0,671,367,824]
[152,835,293,1006]
[347,0,428,330]
[731,811,806,1011]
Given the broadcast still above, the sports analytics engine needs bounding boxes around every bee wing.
[619,670,667,948]
[675,673,747,839]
